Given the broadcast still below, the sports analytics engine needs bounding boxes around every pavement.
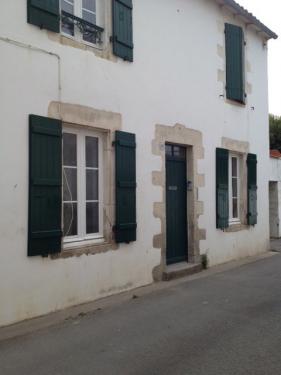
[270,238,281,252]
[0,252,281,375]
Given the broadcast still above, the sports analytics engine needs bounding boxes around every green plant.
[269,114,281,152]
[201,254,208,270]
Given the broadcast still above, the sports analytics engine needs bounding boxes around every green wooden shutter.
[216,148,229,229]
[115,131,136,243]
[112,0,134,62]
[28,115,62,256]
[27,0,60,33]
[225,23,245,103]
[247,153,257,226]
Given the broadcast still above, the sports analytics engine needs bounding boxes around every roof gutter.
[218,0,278,40]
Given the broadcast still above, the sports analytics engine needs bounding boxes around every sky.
[237,0,281,116]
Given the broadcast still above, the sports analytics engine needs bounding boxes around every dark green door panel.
[28,115,62,256]
[225,23,245,103]
[115,130,137,243]
[27,0,60,33]
[112,0,133,61]
[166,145,187,265]
[216,148,229,229]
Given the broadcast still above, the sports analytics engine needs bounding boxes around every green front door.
[165,144,188,265]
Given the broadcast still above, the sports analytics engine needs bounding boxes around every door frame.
[163,143,196,266]
[152,124,206,280]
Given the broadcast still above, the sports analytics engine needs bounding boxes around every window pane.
[61,0,74,36]
[63,168,77,201]
[233,198,238,219]
[232,157,238,177]
[83,28,97,43]
[63,203,77,236]
[62,0,74,12]
[83,0,96,12]
[232,178,238,198]
[62,23,74,37]
[173,146,180,157]
[165,144,172,157]
[86,202,99,234]
[82,10,96,23]
[86,136,98,168]
[63,133,77,166]
[86,169,98,201]
[173,146,186,159]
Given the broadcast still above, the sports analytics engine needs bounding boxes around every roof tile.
[217,0,278,39]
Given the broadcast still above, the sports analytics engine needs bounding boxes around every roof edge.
[270,150,281,159]
[217,0,278,40]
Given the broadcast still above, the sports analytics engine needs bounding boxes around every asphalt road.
[1,253,281,375]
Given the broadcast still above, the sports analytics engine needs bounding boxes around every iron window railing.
[61,10,104,44]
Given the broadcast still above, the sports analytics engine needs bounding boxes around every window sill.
[47,32,115,63]
[60,33,104,51]
[51,239,118,259]
[225,223,249,233]
[225,97,246,107]
[63,236,105,249]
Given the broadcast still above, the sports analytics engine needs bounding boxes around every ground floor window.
[229,153,241,223]
[63,127,103,242]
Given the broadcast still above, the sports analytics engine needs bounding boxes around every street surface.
[0,253,281,375]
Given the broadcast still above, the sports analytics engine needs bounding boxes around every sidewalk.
[0,251,276,343]
[0,251,280,375]
[270,238,281,252]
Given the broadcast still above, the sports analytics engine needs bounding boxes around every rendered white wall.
[0,0,271,327]
[270,157,281,181]
[269,158,281,237]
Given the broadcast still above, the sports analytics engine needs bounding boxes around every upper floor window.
[27,0,134,61]
[225,23,245,104]
[61,0,104,45]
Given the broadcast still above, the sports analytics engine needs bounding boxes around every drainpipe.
[0,36,62,118]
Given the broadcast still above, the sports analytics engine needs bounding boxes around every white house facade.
[0,0,277,327]
[269,151,281,238]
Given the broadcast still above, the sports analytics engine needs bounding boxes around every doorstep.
[163,262,202,281]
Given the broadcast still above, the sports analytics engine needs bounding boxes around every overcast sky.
[237,0,281,116]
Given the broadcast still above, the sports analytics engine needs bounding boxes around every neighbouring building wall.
[0,0,271,327]
[269,158,281,237]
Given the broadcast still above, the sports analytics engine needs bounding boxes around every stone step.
[163,262,202,281]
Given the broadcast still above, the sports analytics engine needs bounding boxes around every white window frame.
[60,0,103,47]
[62,126,104,246]
[229,153,241,224]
